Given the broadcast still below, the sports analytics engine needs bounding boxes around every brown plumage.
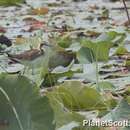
[8,49,44,61]
[7,43,44,63]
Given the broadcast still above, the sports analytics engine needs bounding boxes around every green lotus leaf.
[0,74,55,130]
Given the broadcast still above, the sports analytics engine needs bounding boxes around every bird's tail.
[6,52,21,63]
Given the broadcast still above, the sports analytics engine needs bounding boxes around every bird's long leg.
[22,66,27,75]
[31,65,34,75]
[18,66,27,76]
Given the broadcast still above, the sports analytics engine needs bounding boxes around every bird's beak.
[42,42,53,47]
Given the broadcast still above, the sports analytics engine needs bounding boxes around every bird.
[7,40,76,75]
[7,42,51,74]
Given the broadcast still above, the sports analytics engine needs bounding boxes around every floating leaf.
[124,60,130,67]
[93,81,116,91]
[114,46,128,55]
[49,81,107,111]
[80,39,111,61]
[32,7,49,15]
[47,90,84,129]
[102,99,130,124]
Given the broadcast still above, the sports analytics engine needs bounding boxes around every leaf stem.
[122,0,130,25]
[95,45,101,92]
[95,57,100,91]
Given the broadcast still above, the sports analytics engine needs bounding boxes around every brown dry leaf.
[32,7,49,15]
[15,37,27,44]
[113,19,130,26]
[0,26,6,33]
[121,20,130,26]
[23,17,40,24]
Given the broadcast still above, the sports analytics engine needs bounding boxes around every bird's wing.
[6,49,43,61]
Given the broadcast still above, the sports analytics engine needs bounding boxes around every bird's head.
[39,42,53,52]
